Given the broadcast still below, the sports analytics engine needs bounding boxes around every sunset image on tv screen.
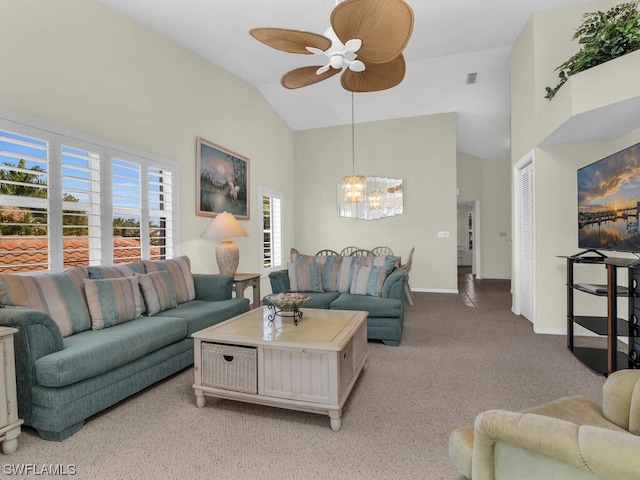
[578,142,640,252]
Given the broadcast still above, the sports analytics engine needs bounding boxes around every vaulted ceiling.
[98,0,590,159]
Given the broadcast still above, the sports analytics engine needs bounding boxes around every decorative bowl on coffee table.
[265,294,311,325]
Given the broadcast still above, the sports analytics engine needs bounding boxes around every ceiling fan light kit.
[249,0,414,93]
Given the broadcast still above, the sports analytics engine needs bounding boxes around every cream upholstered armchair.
[449,369,640,480]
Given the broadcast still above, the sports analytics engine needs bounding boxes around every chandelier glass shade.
[367,190,382,210]
[342,174,366,203]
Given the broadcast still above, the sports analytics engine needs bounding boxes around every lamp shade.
[201,212,248,276]
[201,211,248,239]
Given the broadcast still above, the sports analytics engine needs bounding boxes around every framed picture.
[196,137,250,219]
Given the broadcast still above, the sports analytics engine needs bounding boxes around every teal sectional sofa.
[0,256,249,441]
[267,252,408,346]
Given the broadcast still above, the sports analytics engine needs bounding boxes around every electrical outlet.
[438,231,450,238]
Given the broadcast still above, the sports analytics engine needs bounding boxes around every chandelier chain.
[351,92,355,174]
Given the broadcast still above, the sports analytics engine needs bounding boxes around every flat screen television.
[578,142,640,253]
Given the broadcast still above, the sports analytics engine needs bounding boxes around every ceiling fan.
[249,0,414,93]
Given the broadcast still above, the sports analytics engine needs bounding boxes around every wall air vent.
[466,72,478,85]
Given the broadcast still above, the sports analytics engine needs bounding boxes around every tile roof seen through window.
[0,236,161,272]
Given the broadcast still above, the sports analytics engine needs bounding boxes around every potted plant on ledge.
[545,1,640,100]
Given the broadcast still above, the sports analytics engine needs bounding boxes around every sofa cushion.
[350,265,387,296]
[354,255,397,274]
[288,262,323,292]
[330,293,403,318]
[34,315,188,387]
[87,262,145,279]
[336,256,357,293]
[143,256,195,304]
[136,271,177,316]
[87,262,147,314]
[321,255,342,291]
[0,267,91,337]
[154,298,250,336]
[84,276,144,330]
[294,254,342,292]
[301,292,342,309]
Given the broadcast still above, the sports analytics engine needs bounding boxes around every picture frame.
[196,137,250,219]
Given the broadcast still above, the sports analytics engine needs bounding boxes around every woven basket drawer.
[201,343,257,394]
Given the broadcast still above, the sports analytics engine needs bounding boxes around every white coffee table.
[192,306,368,431]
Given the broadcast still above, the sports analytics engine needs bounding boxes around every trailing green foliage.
[545,1,640,100]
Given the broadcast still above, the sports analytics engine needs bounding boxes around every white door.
[514,153,535,323]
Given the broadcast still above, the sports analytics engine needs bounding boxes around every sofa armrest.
[268,269,290,294]
[0,308,64,425]
[381,269,408,299]
[472,409,640,480]
[602,369,640,434]
[193,274,233,301]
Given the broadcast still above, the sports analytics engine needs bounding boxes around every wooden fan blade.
[341,55,406,93]
[331,0,414,64]
[281,66,341,89]
[249,28,331,54]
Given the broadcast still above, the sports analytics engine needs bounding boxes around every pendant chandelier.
[342,93,365,203]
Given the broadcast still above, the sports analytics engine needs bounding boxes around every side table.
[233,273,261,310]
[0,326,23,454]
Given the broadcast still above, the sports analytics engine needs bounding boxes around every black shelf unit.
[563,255,638,375]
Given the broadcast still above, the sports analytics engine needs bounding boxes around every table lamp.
[201,211,248,276]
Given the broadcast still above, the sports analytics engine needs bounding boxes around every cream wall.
[511,0,640,333]
[293,114,458,292]
[481,157,512,279]
[0,0,295,294]
[457,153,512,279]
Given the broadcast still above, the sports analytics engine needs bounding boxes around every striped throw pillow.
[287,262,323,292]
[143,256,195,304]
[84,276,143,330]
[136,271,177,316]
[349,265,387,296]
[87,262,145,279]
[354,255,397,274]
[87,262,148,315]
[0,267,92,337]
[336,256,356,293]
[320,255,342,292]
[294,254,342,292]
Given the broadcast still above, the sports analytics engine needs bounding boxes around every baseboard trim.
[532,327,565,335]
[412,288,459,294]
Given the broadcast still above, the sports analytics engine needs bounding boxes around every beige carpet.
[6,273,606,480]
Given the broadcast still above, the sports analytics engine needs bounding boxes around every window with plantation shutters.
[259,186,283,274]
[0,123,51,272]
[148,166,174,261]
[111,155,143,263]
[0,112,178,273]
[60,141,103,268]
